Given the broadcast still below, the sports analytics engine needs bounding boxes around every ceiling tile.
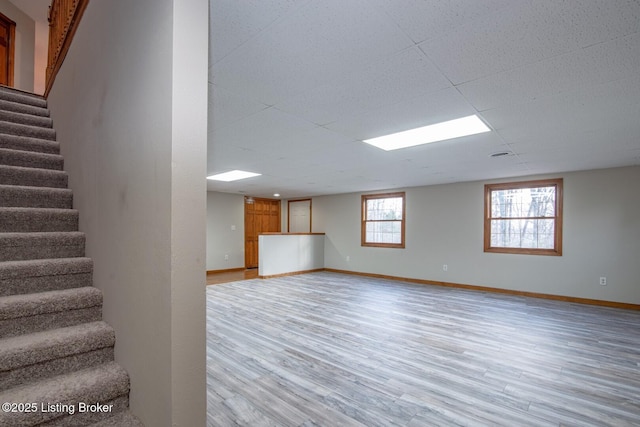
[458,32,640,112]
[209,84,270,128]
[275,47,451,126]
[211,0,414,105]
[213,107,318,151]
[419,0,640,85]
[370,0,512,44]
[209,0,306,65]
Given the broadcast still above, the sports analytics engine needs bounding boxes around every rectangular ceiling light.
[207,170,261,182]
[363,115,490,151]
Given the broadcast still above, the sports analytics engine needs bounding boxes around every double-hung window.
[361,192,405,248]
[484,178,563,255]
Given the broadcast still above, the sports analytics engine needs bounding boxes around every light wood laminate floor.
[206,272,640,426]
[207,269,259,285]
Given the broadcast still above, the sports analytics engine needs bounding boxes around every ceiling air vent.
[489,151,512,158]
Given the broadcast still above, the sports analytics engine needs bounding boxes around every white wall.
[313,166,640,305]
[170,0,208,424]
[46,0,207,425]
[259,234,325,276]
[207,191,245,270]
[0,0,34,91]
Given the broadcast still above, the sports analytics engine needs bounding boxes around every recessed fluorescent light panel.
[363,115,490,151]
[207,170,261,182]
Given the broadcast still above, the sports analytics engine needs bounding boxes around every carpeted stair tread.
[0,147,63,170]
[0,231,85,262]
[0,287,101,321]
[0,287,102,339]
[0,184,73,209]
[0,110,53,128]
[89,411,144,427]
[0,257,92,280]
[0,164,68,188]
[0,133,60,154]
[0,98,50,117]
[0,258,93,296]
[0,86,47,109]
[0,347,114,394]
[1,309,103,340]
[0,120,56,141]
[0,362,129,426]
[0,322,115,391]
[0,321,113,371]
[0,207,78,233]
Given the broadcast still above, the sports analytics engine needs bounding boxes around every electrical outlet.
[346,256,350,262]
[599,277,607,286]
[224,254,229,261]
[443,264,448,271]
[231,225,236,231]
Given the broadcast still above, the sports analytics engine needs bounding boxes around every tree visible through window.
[484,179,563,255]
[361,192,405,248]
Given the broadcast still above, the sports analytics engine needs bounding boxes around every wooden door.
[0,13,15,87]
[244,197,281,268]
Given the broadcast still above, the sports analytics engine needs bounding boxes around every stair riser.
[0,99,50,118]
[0,211,78,233]
[0,257,92,277]
[0,121,56,141]
[0,167,68,188]
[0,111,53,128]
[0,149,64,170]
[0,187,73,209]
[0,134,60,154]
[0,89,47,109]
[0,233,85,261]
[0,347,113,392]
[0,246,85,262]
[0,306,102,339]
[0,273,93,297]
[0,243,85,262]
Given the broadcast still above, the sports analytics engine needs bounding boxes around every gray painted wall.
[312,166,640,304]
[46,0,207,425]
[206,193,290,271]
[0,0,34,91]
[207,191,245,270]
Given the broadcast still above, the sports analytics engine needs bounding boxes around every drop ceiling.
[207,0,640,199]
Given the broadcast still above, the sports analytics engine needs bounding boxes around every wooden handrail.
[44,0,89,98]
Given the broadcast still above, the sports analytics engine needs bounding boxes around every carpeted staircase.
[0,86,143,426]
